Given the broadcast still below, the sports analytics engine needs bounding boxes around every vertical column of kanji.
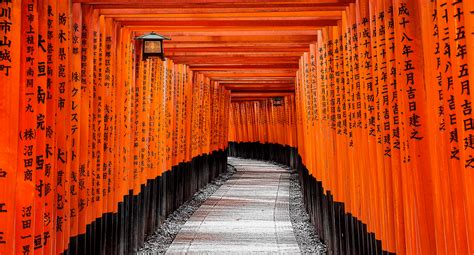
[199,75,205,154]
[77,5,92,251]
[283,97,287,144]
[381,2,398,250]
[113,22,126,255]
[329,29,338,195]
[290,94,294,146]
[184,68,193,163]
[371,0,390,247]
[88,9,98,245]
[91,14,104,252]
[131,42,142,196]
[218,85,225,151]
[390,0,416,251]
[148,58,157,181]
[314,33,324,180]
[340,11,355,219]
[113,25,125,255]
[123,28,133,198]
[176,65,184,165]
[363,0,381,238]
[288,95,294,147]
[140,57,149,190]
[298,66,306,164]
[462,0,474,250]
[16,1,38,254]
[179,67,187,164]
[99,16,108,253]
[67,5,82,253]
[149,58,157,177]
[165,60,174,171]
[215,82,222,151]
[324,32,333,186]
[110,21,120,239]
[223,90,230,150]
[102,18,115,232]
[327,33,336,191]
[354,1,368,228]
[32,1,47,254]
[158,59,167,177]
[322,30,332,190]
[209,81,215,151]
[419,1,453,254]
[393,1,436,253]
[190,73,199,159]
[447,0,474,252]
[44,1,58,253]
[58,0,72,251]
[301,53,311,177]
[436,4,463,245]
[294,70,301,160]
[112,26,122,225]
[86,11,99,254]
[205,78,212,154]
[160,60,168,173]
[139,56,151,245]
[379,0,397,250]
[170,64,178,167]
[306,51,314,174]
[0,0,20,254]
[373,0,395,252]
[180,66,186,160]
[331,27,341,202]
[128,36,140,252]
[383,1,405,253]
[336,24,347,205]
[345,4,363,223]
[298,56,307,171]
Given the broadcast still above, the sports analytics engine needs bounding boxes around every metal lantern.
[273,97,283,107]
[136,32,171,60]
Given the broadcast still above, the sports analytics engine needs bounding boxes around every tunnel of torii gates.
[1,0,474,254]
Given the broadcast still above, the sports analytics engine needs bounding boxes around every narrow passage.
[166,158,300,254]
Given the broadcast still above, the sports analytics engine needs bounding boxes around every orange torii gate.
[1,0,474,255]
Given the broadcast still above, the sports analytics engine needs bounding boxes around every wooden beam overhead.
[76,0,353,101]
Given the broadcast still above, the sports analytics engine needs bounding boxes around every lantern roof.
[136,32,171,40]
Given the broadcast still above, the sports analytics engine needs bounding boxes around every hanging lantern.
[136,32,171,60]
[273,97,283,107]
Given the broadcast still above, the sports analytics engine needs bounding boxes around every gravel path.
[285,164,327,254]
[137,158,326,254]
[138,164,237,254]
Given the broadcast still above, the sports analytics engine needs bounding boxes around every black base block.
[64,149,228,255]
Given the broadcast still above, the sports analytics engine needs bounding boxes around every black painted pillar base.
[63,149,229,255]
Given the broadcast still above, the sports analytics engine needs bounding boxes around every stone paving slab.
[166,157,300,254]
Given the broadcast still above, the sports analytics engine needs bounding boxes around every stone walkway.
[166,157,300,254]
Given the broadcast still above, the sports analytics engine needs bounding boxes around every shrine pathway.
[166,157,300,254]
